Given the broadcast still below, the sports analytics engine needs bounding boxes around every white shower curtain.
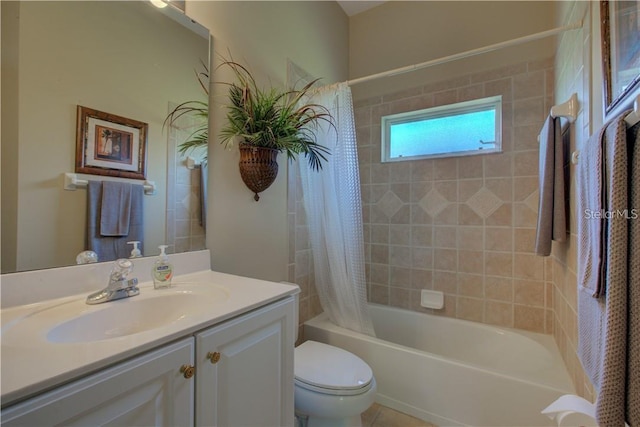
[298,82,375,336]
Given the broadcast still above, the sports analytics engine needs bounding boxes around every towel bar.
[63,173,156,195]
[623,94,640,127]
[572,94,640,165]
[186,156,202,170]
[537,93,579,144]
[550,93,578,123]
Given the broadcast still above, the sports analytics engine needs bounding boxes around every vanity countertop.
[1,269,299,407]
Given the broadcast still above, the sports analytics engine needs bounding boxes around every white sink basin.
[2,284,230,345]
[48,291,225,343]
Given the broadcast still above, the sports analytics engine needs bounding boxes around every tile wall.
[288,160,323,341]
[353,58,556,333]
[552,0,594,400]
[166,113,207,255]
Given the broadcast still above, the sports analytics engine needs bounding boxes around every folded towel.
[100,181,132,236]
[535,115,567,256]
[87,181,144,262]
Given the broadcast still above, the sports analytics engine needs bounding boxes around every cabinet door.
[196,297,296,427]
[2,338,195,427]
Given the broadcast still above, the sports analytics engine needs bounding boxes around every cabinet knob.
[180,364,195,379]
[207,351,221,364]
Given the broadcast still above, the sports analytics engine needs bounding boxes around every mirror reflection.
[1,0,209,273]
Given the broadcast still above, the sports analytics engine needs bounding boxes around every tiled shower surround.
[166,114,207,255]
[355,58,555,333]
[290,57,557,335]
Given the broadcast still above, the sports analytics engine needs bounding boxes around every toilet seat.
[295,340,373,396]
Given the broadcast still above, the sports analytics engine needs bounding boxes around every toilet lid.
[294,341,373,393]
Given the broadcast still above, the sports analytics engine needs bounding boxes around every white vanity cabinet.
[195,297,296,427]
[1,295,296,427]
[1,338,195,426]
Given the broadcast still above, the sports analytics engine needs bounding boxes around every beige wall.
[1,1,20,272]
[349,1,556,100]
[188,1,349,282]
[1,1,207,272]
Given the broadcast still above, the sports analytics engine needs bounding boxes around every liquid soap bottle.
[152,245,173,289]
[127,241,142,258]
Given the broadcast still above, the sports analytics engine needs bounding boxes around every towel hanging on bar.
[572,94,639,165]
[86,181,145,262]
[577,109,639,427]
[535,115,567,256]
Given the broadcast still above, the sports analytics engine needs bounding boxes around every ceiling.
[337,1,386,16]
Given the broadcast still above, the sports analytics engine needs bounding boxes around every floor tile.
[362,403,437,427]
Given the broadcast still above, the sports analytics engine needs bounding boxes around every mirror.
[1,1,209,273]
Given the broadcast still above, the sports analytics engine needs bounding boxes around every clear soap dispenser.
[127,241,142,258]
[152,245,173,289]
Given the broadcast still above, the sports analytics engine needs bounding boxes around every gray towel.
[577,124,607,299]
[577,121,608,390]
[626,121,640,426]
[100,181,132,236]
[576,111,637,427]
[535,115,567,256]
[87,181,144,262]
[595,112,630,427]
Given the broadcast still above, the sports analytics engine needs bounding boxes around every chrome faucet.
[86,259,140,305]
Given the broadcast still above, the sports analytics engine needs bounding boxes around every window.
[381,95,502,162]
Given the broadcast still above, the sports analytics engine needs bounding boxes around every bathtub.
[304,303,575,427]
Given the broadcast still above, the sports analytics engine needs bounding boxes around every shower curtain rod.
[346,20,583,86]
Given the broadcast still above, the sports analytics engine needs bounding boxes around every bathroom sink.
[37,286,230,344]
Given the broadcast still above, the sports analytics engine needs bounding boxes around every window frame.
[381,95,503,162]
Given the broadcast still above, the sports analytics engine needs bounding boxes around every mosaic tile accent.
[180,193,191,210]
[466,187,503,219]
[377,190,404,218]
[418,188,449,218]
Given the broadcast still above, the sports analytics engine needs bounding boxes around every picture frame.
[75,106,148,179]
[600,0,640,114]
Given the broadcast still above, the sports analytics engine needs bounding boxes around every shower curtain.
[298,82,375,336]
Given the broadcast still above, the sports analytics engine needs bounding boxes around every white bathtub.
[304,303,575,427]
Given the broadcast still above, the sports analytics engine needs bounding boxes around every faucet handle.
[110,258,134,281]
[76,250,98,264]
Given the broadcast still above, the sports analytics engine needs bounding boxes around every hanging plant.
[218,57,334,200]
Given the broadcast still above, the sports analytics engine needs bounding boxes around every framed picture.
[601,0,640,114]
[75,106,148,179]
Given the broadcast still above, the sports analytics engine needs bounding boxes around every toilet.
[294,340,377,427]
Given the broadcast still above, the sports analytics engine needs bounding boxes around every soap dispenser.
[127,241,142,258]
[152,245,173,289]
